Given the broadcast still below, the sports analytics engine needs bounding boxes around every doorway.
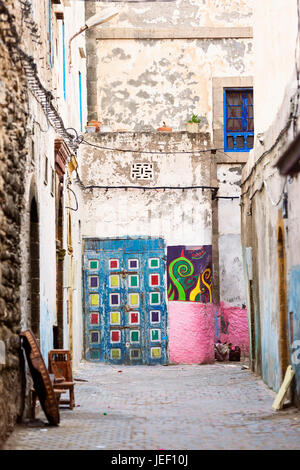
[29,197,40,342]
[83,237,168,365]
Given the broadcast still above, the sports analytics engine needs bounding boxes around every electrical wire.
[81,137,217,155]
[66,184,79,211]
[263,177,287,207]
[81,136,240,157]
[84,185,219,194]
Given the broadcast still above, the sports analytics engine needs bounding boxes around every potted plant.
[157,121,172,132]
[186,114,201,133]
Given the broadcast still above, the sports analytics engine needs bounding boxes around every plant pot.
[157,125,172,132]
[87,120,102,132]
[186,122,199,133]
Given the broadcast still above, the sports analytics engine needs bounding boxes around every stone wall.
[0,0,29,446]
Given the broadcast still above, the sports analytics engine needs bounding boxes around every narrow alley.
[1,0,300,454]
[3,362,300,451]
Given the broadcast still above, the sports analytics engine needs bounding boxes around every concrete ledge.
[96,27,253,40]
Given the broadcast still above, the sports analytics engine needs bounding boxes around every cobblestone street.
[2,361,300,451]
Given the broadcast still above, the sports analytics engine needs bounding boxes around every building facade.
[241,0,300,407]
[0,0,87,445]
[79,0,254,364]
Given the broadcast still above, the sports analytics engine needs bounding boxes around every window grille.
[224,88,254,152]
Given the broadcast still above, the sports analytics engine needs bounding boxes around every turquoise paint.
[261,283,280,392]
[83,237,168,365]
[215,308,220,340]
[62,22,66,100]
[288,265,300,405]
[79,72,83,132]
[40,302,53,369]
[242,246,261,371]
[48,0,54,68]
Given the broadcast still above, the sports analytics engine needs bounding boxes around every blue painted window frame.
[223,88,254,152]
[79,72,83,132]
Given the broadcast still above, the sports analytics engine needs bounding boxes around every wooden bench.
[48,350,75,410]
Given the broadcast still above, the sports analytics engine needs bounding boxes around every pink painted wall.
[168,301,216,364]
[216,301,249,354]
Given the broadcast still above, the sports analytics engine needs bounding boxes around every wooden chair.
[48,350,75,410]
[30,386,66,420]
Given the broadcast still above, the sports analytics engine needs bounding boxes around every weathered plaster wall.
[168,302,216,364]
[87,0,253,131]
[83,0,252,364]
[96,38,253,132]
[216,163,248,352]
[80,132,213,246]
[286,172,300,407]
[242,171,284,391]
[241,0,300,402]
[79,131,215,363]
[93,0,253,29]
[21,0,86,371]
[252,0,298,136]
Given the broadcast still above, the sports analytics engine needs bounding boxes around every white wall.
[253,0,298,136]
[80,132,213,247]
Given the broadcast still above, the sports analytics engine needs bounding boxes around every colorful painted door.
[83,237,168,365]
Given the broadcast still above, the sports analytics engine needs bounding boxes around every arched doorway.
[56,189,64,348]
[29,197,40,343]
[277,217,289,381]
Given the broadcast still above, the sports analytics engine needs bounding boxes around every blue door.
[83,237,168,365]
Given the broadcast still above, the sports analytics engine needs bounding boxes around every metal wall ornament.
[20,330,60,426]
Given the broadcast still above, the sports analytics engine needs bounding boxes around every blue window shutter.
[224,88,254,152]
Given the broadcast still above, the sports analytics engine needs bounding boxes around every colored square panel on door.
[151,329,160,342]
[109,275,120,288]
[129,293,139,307]
[89,276,99,288]
[150,292,160,305]
[130,312,140,324]
[110,293,120,306]
[150,311,160,323]
[89,260,99,270]
[128,259,139,269]
[129,275,139,288]
[149,258,159,268]
[90,313,99,325]
[90,294,99,307]
[151,347,161,358]
[110,312,121,325]
[130,330,140,343]
[109,259,119,269]
[111,330,121,343]
[90,331,100,344]
[90,349,100,360]
[111,349,121,359]
[130,349,141,359]
[150,274,160,286]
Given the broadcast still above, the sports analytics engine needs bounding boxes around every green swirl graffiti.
[168,255,194,301]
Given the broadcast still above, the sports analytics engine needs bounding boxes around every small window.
[51,168,55,196]
[44,156,48,185]
[224,88,254,152]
